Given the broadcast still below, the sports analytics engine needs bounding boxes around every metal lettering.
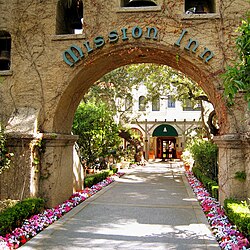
[63,45,84,67]
[199,47,214,63]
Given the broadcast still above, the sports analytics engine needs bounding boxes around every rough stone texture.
[0,134,33,200]
[37,133,79,208]
[214,134,248,203]
[0,0,250,206]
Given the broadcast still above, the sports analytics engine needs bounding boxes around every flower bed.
[186,171,250,250]
[0,172,124,250]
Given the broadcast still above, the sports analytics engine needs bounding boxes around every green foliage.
[234,171,247,181]
[192,166,219,199]
[111,167,118,174]
[84,170,114,188]
[0,198,45,236]
[72,101,122,165]
[0,124,13,174]
[89,64,207,125]
[189,139,218,181]
[223,13,250,107]
[224,198,250,238]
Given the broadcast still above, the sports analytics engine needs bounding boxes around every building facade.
[122,83,211,160]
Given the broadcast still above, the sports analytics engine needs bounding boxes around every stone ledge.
[214,134,242,148]
[0,70,13,76]
[6,133,78,147]
[116,6,161,12]
[181,13,220,20]
[51,34,86,41]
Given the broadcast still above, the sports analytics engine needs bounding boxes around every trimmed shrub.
[0,198,45,236]
[192,166,219,200]
[224,198,250,239]
[84,170,114,188]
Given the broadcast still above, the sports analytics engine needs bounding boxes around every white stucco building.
[122,83,212,160]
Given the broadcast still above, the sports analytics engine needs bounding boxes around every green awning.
[152,124,178,137]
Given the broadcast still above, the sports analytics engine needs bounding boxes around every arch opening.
[56,0,83,35]
[123,0,157,7]
[51,43,226,136]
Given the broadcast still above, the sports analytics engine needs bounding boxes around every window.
[183,99,193,111]
[139,96,146,111]
[125,95,133,111]
[182,99,201,111]
[0,31,11,71]
[167,95,175,108]
[56,0,83,35]
[185,0,215,14]
[121,0,157,7]
[152,97,160,111]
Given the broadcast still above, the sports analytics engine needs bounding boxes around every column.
[0,133,79,208]
[214,134,248,204]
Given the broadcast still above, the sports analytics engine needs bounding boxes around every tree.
[88,63,216,137]
[84,66,136,125]
[72,101,121,166]
[223,13,250,108]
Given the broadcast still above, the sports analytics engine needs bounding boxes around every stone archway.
[43,42,228,206]
[52,43,227,135]
[0,0,249,207]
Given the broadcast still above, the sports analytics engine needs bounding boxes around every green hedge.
[84,169,117,188]
[189,140,218,181]
[192,166,219,200]
[224,198,250,239]
[0,198,45,236]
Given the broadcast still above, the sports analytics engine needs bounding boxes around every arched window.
[185,0,215,14]
[56,0,83,35]
[139,96,146,111]
[122,0,157,7]
[0,31,11,71]
[125,95,133,111]
[152,97,160,111]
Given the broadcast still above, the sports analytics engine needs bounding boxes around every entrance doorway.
[157,138,176,160]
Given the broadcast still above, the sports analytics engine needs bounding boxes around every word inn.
[174,29,215,63]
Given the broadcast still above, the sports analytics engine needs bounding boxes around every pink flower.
[0,172,121,249]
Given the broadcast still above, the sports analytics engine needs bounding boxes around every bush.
[84,170,115,188]
[190,139,218,181]
[192,166,219,200]
[224,198,250,239]
[0,198,45,236]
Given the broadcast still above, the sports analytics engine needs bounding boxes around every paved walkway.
[21,162,220,250]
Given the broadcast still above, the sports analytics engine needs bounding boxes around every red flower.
[20,235,27,244]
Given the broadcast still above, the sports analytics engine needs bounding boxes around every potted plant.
[181,150,193,171]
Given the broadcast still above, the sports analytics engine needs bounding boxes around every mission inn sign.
[63,27,215,67]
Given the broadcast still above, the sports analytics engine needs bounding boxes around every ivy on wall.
[0,124,13,174]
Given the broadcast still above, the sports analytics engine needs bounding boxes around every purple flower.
[186,172,250,250]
